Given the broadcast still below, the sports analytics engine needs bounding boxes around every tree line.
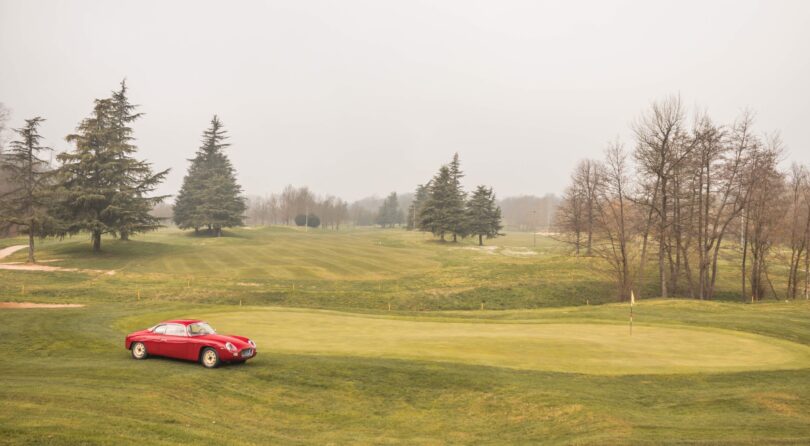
[556,95,810,302]
[0,81,246,259]
[410,154,503,245]
[246,186,350,230]
[499,194,558,232]
[246,188,412,229]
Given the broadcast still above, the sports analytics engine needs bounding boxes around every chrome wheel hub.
[133,343,145,358]
[204,350,217,366]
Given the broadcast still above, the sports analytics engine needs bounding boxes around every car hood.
[194,334,253,348]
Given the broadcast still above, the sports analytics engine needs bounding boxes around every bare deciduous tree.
[555,185,586,254]
[592,141,637,300]
[742,136,784,301]
[558,97,804,303]
[785,164,810,299]
[633,95,691,298]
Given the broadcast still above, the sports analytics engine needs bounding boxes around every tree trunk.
[741,212,748,301]
[27,231,35,264]
[121,231,129,241]
[804,239,810,300]
[478,234,483,246]
[586,206,593,255]
[92,231,102,253]
[636,187,658,300]
[659,229,668,298]
[660,177,669,298]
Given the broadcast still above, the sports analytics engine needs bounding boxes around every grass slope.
[174,307,810,375]
[1,227,809,444]
[2,302,810,444]
[0,227,625,310]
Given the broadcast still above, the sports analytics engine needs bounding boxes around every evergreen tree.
[419,166,461,240]
[53,82,169,252]
[407,183,429,230]
[294,213,320,228]
[108,81,170,240]
[0,117,53,262]
[418,156,467,241]
[376,192,403,227]
[173,116,246,236]
[447,153,467,241]
[466,185,503,246]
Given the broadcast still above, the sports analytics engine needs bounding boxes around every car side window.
[164,324,186,336]
[153,325,167,334]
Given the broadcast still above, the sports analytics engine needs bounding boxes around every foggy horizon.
[2,0,809,202]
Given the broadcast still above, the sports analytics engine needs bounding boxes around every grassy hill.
[0,227,624,310]
[1,227,809,444]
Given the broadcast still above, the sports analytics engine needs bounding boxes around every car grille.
[240,348,254,358]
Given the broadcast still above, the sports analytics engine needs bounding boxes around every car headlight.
[248,340,256,348]
[225,342,237,352]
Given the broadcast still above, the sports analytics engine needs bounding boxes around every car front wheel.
[200,347,220,368]
[131,342,148,360]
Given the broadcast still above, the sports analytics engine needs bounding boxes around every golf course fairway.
[4,229,810,444]
[197,308,810,375]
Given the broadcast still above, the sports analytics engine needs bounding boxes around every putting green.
[202,308,810,375]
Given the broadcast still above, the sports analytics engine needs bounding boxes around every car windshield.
[187,322,216,336]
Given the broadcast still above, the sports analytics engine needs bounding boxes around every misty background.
[2,0,809,226]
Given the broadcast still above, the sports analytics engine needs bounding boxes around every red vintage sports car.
[125,319,256,368]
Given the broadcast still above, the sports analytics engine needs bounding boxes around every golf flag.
[629,290,635,335]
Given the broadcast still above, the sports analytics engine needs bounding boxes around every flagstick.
[629,290,635,336]
[630,303,633,335]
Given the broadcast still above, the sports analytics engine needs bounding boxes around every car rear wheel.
[131,342,148,360]
[201,347,220,368]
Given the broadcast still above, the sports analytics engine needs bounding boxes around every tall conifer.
[0,117,53,262]
[419,166,457,240]
[53,82,168,252]
[466,185,503,246]
[447,153,467,241]
[173,116,245,236]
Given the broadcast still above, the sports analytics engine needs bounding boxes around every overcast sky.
[1,0,809,201]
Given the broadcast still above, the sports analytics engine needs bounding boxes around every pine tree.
[466,185,503,246]
[0,117,53,262]
[376,192,403,227]
[407,183,429,230]
[53,82,169,252]
[108,81,170,241]
[419,166,461,241]
[447,153,467,241]
[173,116,246,236]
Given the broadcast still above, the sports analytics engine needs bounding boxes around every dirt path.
[0,245,28,260]
[0,302,85,309]
[0,244,115,274]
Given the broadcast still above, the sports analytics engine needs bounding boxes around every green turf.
[1,227,809,444]
[159,306,810,376]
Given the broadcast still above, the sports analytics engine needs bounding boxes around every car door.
[161,324,190,359]
[145,324,167,356]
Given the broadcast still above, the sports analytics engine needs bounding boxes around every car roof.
[161,319,203,326]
